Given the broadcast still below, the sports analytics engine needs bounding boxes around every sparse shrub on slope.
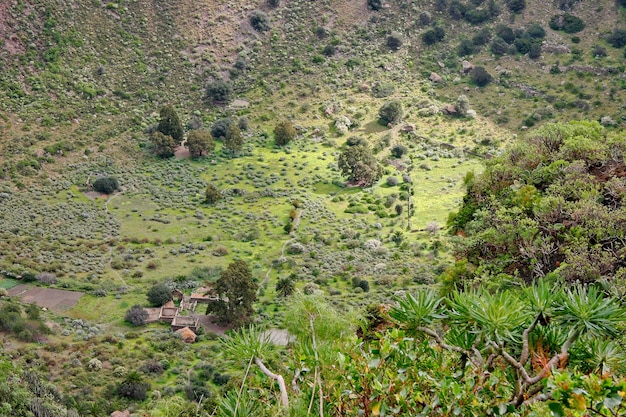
[378,100,403,125]
[125,305,148,326]
[250,10,271,32]
[549,14,585,33]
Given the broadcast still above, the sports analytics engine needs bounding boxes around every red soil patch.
[7,284,84,312]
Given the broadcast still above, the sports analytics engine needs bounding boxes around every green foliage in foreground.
[212,284,625,417]
[448,121,626,288]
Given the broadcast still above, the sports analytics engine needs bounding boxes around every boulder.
[429,72,442,83]
[462,60,474,73]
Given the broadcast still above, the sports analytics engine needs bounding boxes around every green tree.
[273,120,297,146]
[224,123,244,156]
[92,176,119,194]
[150,131,177,158]
[207,260,258,327]
[337,143,382,186]
[146,283,172,307]
[186,129,214,158]
[157,105,184,142]
[378,99,403,125]
[386,31,403,50]
[469,66,493,86]
[205,183,222,204]
[206,80,233,104]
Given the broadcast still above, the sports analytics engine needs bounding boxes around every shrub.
[125,305,148,326]
[205,183,223,204]
[390,144,407,158]
[527,23,546,39]
[469,66,493,86]
[386,31,403,50]
[419,11,432,25]
[472,28,491,45]
[549,14,585,34]
[367,0,382,10]
[448,0,467,19]
[464,8,490,24]
[274,120,297,146]
[458,39,475,56]
[146,283,172,307]
[495,25,515,44]
[92,176,119,194]
[378,100,403,125]
[607,28,626,48]
[116,372,149,400]
[386,176,399,186]
[322,44,336,56]
[456,94,471,116]
[506,0,525,13]
[422,27,445,45]
[490,37,510,55]
[529,43,542,59]
[267,0,280,7]
[514,37,532,54]
[250,10,271,32]
[210,118,234,139]
[206,80,233,104]
[371,82,395,98]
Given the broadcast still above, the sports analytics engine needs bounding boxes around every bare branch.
[255,357,289,408]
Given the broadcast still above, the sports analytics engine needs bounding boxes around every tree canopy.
[157,105,183,142]
[186,129,214,158]
[206,260,258,327]
[337,142,382,186]
[273,120,297,146]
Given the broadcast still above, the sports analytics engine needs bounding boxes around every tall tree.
[186,129,214,158]
[224,123,244,156]
[337,142,381,186]
[157,105,184,142]
[207,260,257,326]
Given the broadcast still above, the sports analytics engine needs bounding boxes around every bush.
[267,0,280,6]
[250,10,271,32]
[116,372,149,400]
[469,66,493,86]
[514,37,532,54]
[495,25,515,44]
[371,82,395,98]
[150,131,177,158]
[92,176,119,194]
[490,37,510,55]
[506,0,525,13]
[274,120,297,146]
[386,176,399,186]
[390,144,407,158]
[472,28,491,45]
[387,31,403,50]
[458,39,475,56]
[529,43,542,59]
[146,283,172,307]
[205,183,223,205]
[607,28,626,48]
[418,11,432,25]
[210,118,234,139]
[378,100,403,125]
[322,44,336,56]
[367,0,382,10]
[422,27,445,45]
[527,23,546,39]
[549,14,585,34]
[125,305,148,326]
[206,80,232,104]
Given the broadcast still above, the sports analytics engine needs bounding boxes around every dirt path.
[259,209,305,290]
[104,191,128,288]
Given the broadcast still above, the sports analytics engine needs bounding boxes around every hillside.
[0,0,625,416]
